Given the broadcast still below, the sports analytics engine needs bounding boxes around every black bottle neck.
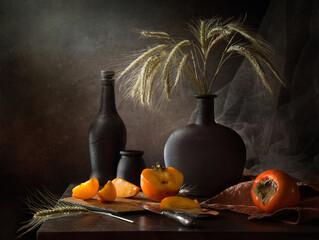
[195,95,216,125]
[99,80,117,114]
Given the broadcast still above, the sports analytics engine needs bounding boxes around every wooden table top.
[37,184,319,240]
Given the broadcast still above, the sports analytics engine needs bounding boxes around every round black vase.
[116,150,145,187]
[164,95,246,197]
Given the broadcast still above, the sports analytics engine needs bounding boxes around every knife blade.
[136,202,195,227]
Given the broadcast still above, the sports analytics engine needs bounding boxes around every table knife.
[136,202,195,227]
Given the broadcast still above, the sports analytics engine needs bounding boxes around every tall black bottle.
[89,70,127,185]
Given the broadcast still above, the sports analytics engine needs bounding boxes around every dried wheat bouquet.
[118,16,285,109]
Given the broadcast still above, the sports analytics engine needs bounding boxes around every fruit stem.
[152,162,166,172]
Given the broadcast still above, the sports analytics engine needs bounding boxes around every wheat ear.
[174,54,189,88]
[120,44,167,77]
[200,20,207,54]
[226,23,271,53]
[227,45,272,93]
[17,191,89,238]
[161,40,192,99]
[131,75,142,98]
[253,50,286,87]
[138,56,159,104]
[207,29,232,54]
[17,189,134,238]
[146,58,163,105]
[207,27,225,38]
[140,31,173,40]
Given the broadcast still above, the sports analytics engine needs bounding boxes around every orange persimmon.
[251,170,300,213]
[112,177,140,198]
[97,180,117,202]
[72,178,99,200]
[140,162,184,202]
[160,196,201,210]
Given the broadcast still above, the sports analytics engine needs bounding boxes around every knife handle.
[162,210,195,227]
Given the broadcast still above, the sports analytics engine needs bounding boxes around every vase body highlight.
[89,71,127,185]
[164,95,246,197]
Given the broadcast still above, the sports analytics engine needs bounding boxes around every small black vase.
[116,150,145,186]
[164,95,246,197]
[89,71,127,185]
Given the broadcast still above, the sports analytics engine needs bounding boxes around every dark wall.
[4,0,317,239]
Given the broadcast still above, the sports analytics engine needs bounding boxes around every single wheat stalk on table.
[17,188,133,238]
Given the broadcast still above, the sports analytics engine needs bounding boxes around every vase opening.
[120,150,144,156]
[194,94,217,99]
[194,95,216,125]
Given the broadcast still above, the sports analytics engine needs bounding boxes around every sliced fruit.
[112,177,140,198]
[72,178,99,200]
[141,162,184,202]
[97,180,117,202]
[160,196,201,210]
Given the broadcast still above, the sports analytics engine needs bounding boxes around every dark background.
[1,0,318,239]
